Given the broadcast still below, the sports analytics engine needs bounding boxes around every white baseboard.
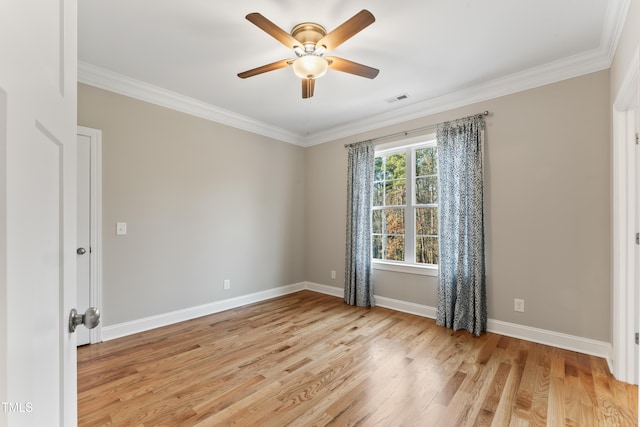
[102,280,612,365]
[304,281,612,362]
[101,282,306,341]
[305,281,343,297]
[375,296,438,319]
[487,319,612,362]
[303,282,435,318]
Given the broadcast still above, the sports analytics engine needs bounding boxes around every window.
[372,137,438,275]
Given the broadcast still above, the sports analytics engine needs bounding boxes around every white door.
[76,127,102,347]
[636,108,640,386]
[612,57,640,385]
[77,135,92,346]
[0,0,78,426]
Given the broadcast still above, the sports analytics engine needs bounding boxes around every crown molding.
[302,48,611,146]
[600,0,631,61]
[78,0,630,148]
[77,62,305,146]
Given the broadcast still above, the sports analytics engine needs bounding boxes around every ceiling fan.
[237,9,379,99]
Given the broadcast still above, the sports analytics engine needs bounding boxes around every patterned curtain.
[344,141,375,307]
[436,116,486,335]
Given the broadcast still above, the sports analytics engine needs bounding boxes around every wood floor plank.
[562,352,586,426]
[529,344,551,426]
[491,363,524,427]
[512,341,538,420]
[545,347,565,425]
[77,291,638,426]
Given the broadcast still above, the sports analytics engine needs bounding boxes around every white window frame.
[372,134,438,277]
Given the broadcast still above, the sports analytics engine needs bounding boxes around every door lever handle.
[69,307,100,333]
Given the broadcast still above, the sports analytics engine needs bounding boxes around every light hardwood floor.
[78,291,637,426]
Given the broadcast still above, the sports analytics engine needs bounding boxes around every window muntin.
[372,140,438,268]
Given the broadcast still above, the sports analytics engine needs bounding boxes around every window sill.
[372,261,438,277]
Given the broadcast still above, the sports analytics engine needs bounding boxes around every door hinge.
[636,332,639,345]
[636,233,639,245]
[636,133,639,145]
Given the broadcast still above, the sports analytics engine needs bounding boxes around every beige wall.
[306,70,611,342]
[79,69,611,342]
[78,84,306,326]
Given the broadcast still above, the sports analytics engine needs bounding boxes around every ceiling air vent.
[386,93,409,103]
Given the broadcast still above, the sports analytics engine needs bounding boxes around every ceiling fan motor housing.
[291,22,327,52]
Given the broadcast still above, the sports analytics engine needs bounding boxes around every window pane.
[373,182,384,206]
[386,236,405,261]
[374,157,384,181]
[385,179,406,206]
[416,236,438,264]
[372,210,382,234]
[415,176,438,204]
[416,147,437,176]
[372,235,383,259]
[385,208,404,235]
[416,207,438,235]
[386,153,406,179]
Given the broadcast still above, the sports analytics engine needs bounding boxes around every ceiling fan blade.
[238,59,292,79]
[302,78,315,98]
[326,57,379,79]
[316,9,375,52]
[246,13,300,49]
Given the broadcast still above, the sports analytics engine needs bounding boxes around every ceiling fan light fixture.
[292,55,328,80]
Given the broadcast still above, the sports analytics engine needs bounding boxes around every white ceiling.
[78,0,628,146]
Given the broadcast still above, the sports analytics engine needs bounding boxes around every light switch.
[116,222,127,235]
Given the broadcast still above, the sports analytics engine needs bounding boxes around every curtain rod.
[345,111,489,148]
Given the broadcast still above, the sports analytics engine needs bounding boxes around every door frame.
[612,48,639,384]
[77,126,103,344]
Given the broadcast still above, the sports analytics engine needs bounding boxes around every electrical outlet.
[223,279,230,290]
[331,270,336,280]
[514,298,525,313]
